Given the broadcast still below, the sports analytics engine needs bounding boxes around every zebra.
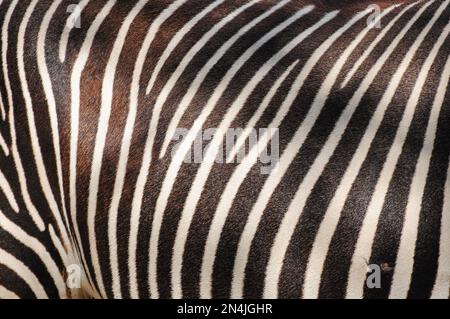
[0,0,449,299]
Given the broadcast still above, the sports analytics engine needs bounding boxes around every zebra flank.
[0,0,449,299]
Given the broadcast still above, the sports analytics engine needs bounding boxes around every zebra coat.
[0,0,449,299]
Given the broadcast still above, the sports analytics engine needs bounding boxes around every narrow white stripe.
[229,4,393,298]
[227,4,398,164]
[48,224,68,270]
[260,0,435,299]
[0,169,19,212]
[59,0,90,63]
[0,211,67,298]
[0,248,48,298]
[69,0,116,298]
[127,0,265,299]
[86,0,149,300]
[37,0,74,259]
[17,0,71,260]
[305,0,442,299]
[229,7,378,298]
[158,0,276,158]
[389,26,450,300]
[0,0,5,119]
[0,93,5,121]
[0,285,19,299]
[174,59,299,299]
[344,0,449,299]
[0,132,9,156]
[145,0,225,95]
[2,0,45,231]
[119,0,190,299]
[257,0,433,299]
[163,5,321,299]
[259,7,391,298]
[341,1,422,88]
[431,144,450,299]
[226,60,299,163]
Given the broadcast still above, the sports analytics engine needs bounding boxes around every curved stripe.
[344,0,448,299]
[17,0,71,247]
[126,0,264,299]
[210,8,372,299]
[226,3,399,164]
[86,0,150,299]
[0,93,4,120]
[0,132,8,156]
[256,0,435,299]
[37,0,73,260]
[48,224,68,272]
[195,8,341,299]
[0,211,66,298]
[69,0,117,298]
[2,0,45,231]
[305,0,441,299]
[227,5,395,298]
[431,141,450,299]
[389,20,450,299]
[59,0,90,63]
[161,5,320,299]
[0,248,48,298]
[117,0,190,299]
[176,59,299,299]
[0,285,19,299]
[225,59,299,163]
[302,2,423,300]
[158,0,272,158]
[145,0,225,95]
[341,1,422,88]
[0,169,19,213]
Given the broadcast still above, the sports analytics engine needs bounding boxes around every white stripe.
[59,0,91,63]
[2,0,45,231]
[116,0,190,299]
[261,0,433,299]
[229,4,394,298]
[195,8,342,299]
[225,60,298,163]
[227,4,398,164]
[178,59,299,299]
[127,0,264,299]
[0,92,5,121]
[18,0,71,248]
[340,1,422,88]
[145,0,225,95]
[158,0,275,158]
[86,0,149,300]
[389,23,450,300]
[48,224,68,270]
[162,5,321,299]
[0,248,48,298]
[0,0,3,120]
[305,0,442,299]
[431,141,450,299]
[344,0,449,299]
[257,0,435,299]
[259,7,393,298]
[37,0,74,260]
[0,211,67,298]
[0,285,19,299]
[69,0,116,298]
[0,169,19,212]
[0,132,9,156]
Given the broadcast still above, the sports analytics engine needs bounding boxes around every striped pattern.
[0,0,449,299]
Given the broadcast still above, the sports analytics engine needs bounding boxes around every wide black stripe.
[407,51,450,299]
